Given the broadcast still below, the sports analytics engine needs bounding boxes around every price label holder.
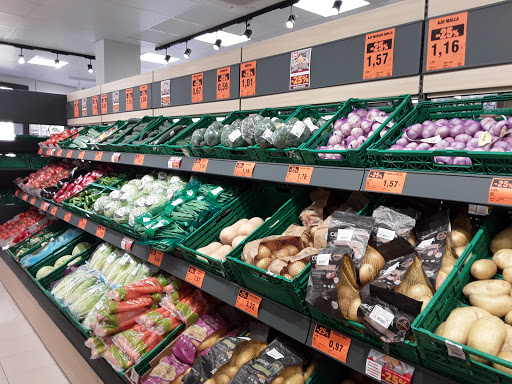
[95,225,106,238]
[488,177,512,205]
[40,202,49,211]
[46,148,52,156]
[78,151,85,160]
[121,237,134,252]
[38,148,42,155]
[185,266,205,288]
[140,85,148,109]
[191,73,203,103]
[365,170,407,194]
[92,96,99,115]
[30,197,36,205]
[64,212,72,222]
[101,94,108,114]
[15,190,19,197]
[216,67,231,100]
[168,157,182,169]
[240,61,256,97]
[192,158,209,172]
[363,28,395,80]
[285,165,313,184]
[111,152,121,162]
[311,324,351,363]
[50,206,58,215]
[78,218,87,229]
[148,248,163,267]
[426,12,468,71]
[22,193,28,201]
[134,154,145,166]
[56,149,63,157]
[126,88,133,111]
[66,150,73,158]
[94,152,103,161]
[235,289,262,317]
[234,161,256,178]
[365,349,415,384]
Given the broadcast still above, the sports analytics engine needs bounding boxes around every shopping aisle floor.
[0,281,69,384]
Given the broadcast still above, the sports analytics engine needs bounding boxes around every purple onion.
[473,147,485,152]
[345,135,356,146]
[380,128,389,138]
[491,147,505,152]
[492,120,510,136]
[340,123,352,138]
[492,141,511,151]
[450,124,465,137]
[481,117,496,127]
[347,115,361,128]
[435,119,449,126]
[361,119,373,134]
[435,126,450,138]
[445,137,455,144]
[453,157,468,166]
[351,127,364,137]
[367,108,383,121]
[334,119,343,131]
[422,125,436,139]
[406,124,423,140]
[328,135,343,146]
[389,145,404,150]
[455,134,472,143]
[452,142,466,150]
[435,156,453,165]
[503,137,512,146]
[333,144,345,150]
[465,121,481,136]
[473,131,484,138]
[405,142,418,150]
[396,138,409,147]
[354,108,367,117]
[349,140,362,149]
[417,143,432,151]
[372,122,381,131]
[434,140,450,150]
[450,118,463,126]
[467,138,479,148]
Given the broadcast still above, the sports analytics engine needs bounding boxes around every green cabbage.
[36,266,54,280]
[204,122,223,146]
[93,196,111,215]
[129,207,148,227]
[54,254,74,267]
[191,128,206,147]
[254,117,276,149]
[104,201,121,218]
[121,184,138,195]
[114,206,130,225]
[72,242,91,256]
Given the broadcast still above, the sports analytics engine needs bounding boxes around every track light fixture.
[286,7,296,29]
[331,0,342,15]
[54,54,60,68]
[213,39,222,50]
[183,42,191,59]
[243,21,252,41]
[164,48,171,63]
[87,59,93,73]
[18,48,25,64]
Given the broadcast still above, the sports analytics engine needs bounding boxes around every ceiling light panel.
[295,0,369,17]
[28,56,68,67]
[194,31,246,46]
[140,52,179,64]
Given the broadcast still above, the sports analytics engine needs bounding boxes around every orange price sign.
[50,206,58,215]
[285,165,313,184]
[133,154,145,166]
[14,189,19,197]
[95,225,106,239]
[64,212,72,222]
[148,248,163,267]
[126,88,133,111]
[234,161,256,178]
[365,170,407,194]
[101,94,108,114]
[56,149,63,157]
[488,178,512,206]
[192,158,209,172]
[185,266,205,288]
[92,96,99,115]
[311,324,351,363]
[235,289,262,317]
[74,100,79,117]
[216,67,231,100]
[30,197,36,205]
[240,61,256,97]
[66,150,73,158]
[94,152,103,161]
[140,85,148,109]
[78,218,87,229]
[363,28,395,80]
[38,148,42,155]
[78,151,85,159]
[22,193,28,201]
[40,202,49,211]
[191,73,203,103]
[46,148,52,156]
[426,12,468,71]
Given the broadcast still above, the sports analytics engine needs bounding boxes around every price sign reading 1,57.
[363,28,395,80]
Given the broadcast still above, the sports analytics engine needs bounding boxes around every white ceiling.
[0,0,400,90]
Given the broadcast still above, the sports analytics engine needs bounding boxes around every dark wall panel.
[0,90,66,125]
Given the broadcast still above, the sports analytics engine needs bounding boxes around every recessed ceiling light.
[194,31,246,47]
[140,52,179,64]
[0,86,13,90]
[296,0,369,17]
[28,56,68,67]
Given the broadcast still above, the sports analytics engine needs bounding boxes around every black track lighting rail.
[1,41,95,60]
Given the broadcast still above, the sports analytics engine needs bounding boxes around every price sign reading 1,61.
[311,324,351,363]
[216,67,231,100]
[426,12,468,71]
[363,28,395,80]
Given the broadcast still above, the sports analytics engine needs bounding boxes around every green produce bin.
[56,125,94,149]
[134,116,193,155]
[368,94,512,175]
[178,185,300,281]
[109,116,163,152]
[58,124,113,150]
[122,116,173,153]
[15,227,69,263]
[95,121,136,152]
[0,153,33,168]
[62,184,111,221]
[7,221,66,259]
[413,210,512,384]
[88,121,128,150]
[301,95,413,167]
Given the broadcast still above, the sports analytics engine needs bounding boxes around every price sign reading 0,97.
[363,28,395,80]
[426,12,468,71]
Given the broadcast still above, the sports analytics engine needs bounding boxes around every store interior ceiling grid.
[0,0,400,89]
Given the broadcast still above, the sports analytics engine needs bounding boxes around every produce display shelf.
[41,146,512,207]
[15,191,459,384]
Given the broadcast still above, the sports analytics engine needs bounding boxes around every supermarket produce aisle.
[0,281,69,384]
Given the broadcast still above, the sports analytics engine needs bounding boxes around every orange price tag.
[133,154,145,166]
[240,61,256,97]
[40,202,45,210]
[111,153,121,162]
[311,324,351,363]
[365,170,407,194]
[488,178,512,206]
[216,67,231,100]
[285,165,313,184]
[30,197,36,205]
[235,289,262,317]
[191,73,203,103]
[126,88,133,111]
[66,150,73,158]
[234,161,256,178]
[426,12,468,71]
[46,148,52,156]
[121,237,134,251]
[78,218,87,229]
[56,149,63,157]
[94,152,103,161]
[38,148,42,155]
[15,189,19,197]
[50,206,57,215]
[74,100,79,117]
[140,85,148,109]
[101,94,108,114]
[148,248,163,267]
[185,265,205,288]
[92,96,99,115]
[192,158,209,172]
[64,212,72,222]
[40,202,49,211]
[78,151,85,159]
[22,193,28,201]
[95,225,106,239]
[363,28,395,80]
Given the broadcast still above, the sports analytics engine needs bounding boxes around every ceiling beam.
[0,41,95,60]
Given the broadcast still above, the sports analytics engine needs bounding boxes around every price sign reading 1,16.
[363,28,395,80]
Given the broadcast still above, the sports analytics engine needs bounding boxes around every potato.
[491,227,512,253]
[257,245,271,259]
[494,352,512,375]
[282,273,293,280]
[359,264,376,285]
[220,226,238,246]
[462,279,511,297]
[443,307,480,344]
[288,261,307,277]
[248,217,264,227]
[266,241,279,251]
[238,222,256,236]
[504,267,512,284]
[470,294,512,317]
[455,246,466,258]
[407,284,433,300]
[435,322,446,336]
[472,306,492,318]
[493,249,512,270]
[210,245,232,261]
[418,295,431,313]
[275,249,291,258]
[501,325,512,352]
[471,259,498,280]
[452,229,470,247]
[506,311,512,326]
[468,316,506,363]
[256,257,272,270]
[282,244,299,256]
[231,235,247,248]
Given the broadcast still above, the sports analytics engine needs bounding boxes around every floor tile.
[0,332,43,359]
[0,363,6,381]
[0,345,56,380]
[0,281,5,292]
[7,363,69,384]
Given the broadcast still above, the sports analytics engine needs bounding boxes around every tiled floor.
[0,281,69,384]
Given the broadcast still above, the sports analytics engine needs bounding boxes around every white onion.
[351,127,363,137]
[340,123,351,137]
[347,115,361,128]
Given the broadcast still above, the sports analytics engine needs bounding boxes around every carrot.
[108,278,164,301]
[106,295,154,314]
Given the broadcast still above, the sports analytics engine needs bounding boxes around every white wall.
[0,74,75,94]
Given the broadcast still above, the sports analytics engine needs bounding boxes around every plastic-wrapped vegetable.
[191,128,207,147]
[144,194,168,215]
[121,183,138,195]
[108,277,167,301]
[254,117,276,149]
[220,125,234,147]
[241,115,263,145]
[129,206,148,227]
[204,121,223,146]
[114,328,164,363]
[285,118,312,147]
[93,196,111,215]
[104,344,135,371]
[114,206,130,225]
[68,282,109,320]
[89,243,116,271]
[222,125,248,148]
[104,201,121,219]
[271,124,290,149]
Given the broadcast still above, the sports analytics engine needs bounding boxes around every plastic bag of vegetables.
[191,128,207,147]
[204,121,223,146]
[128,207,148,227]
[104,201,122,219]
[94,196,111,215]
[254,117,277,149]
[221,125,248,148]
[114,206,130,225]
[240,114,263,145]
[284,118,313,147]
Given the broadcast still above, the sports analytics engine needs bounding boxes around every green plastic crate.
[135,116,193,155]
[301,95,413,167]
[95,121,137,152]
[88,121,129,150]
[178,185,299,280]
[58,124,113,150]
[7,221,66,259]
[368,94,512,175]
[123,116,174,153]
[62,184,111,221]
[412,210,512,384]
[15,227,69,263]
[56,125,94,149]
[0,153,33,168]
[29,155,52,168]
[108,116,162,152]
